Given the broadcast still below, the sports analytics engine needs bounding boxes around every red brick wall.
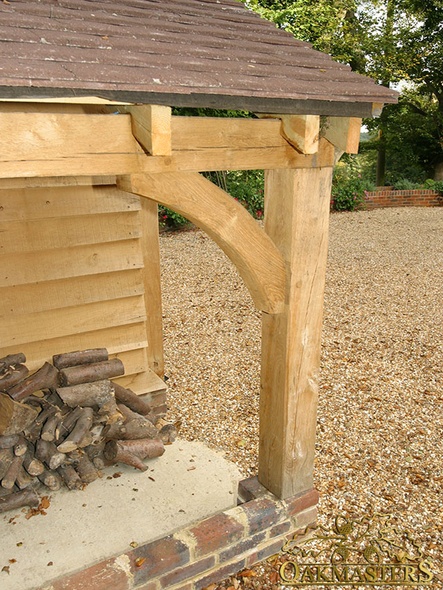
[363,188,442,210]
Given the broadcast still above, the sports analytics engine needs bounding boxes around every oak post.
[259,164,333,499]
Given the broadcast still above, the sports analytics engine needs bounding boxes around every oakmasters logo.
[279,514,433,586]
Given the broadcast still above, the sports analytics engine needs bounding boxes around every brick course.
[363,188,442,210]
[45,478,318,590]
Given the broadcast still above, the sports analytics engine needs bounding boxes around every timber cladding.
[0,181,159,394]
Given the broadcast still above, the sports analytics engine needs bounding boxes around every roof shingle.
[0,0,398,115]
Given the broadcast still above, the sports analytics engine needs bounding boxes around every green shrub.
[225,170,264,219]
[158,206,191,230]
[158,170,265,229]
[423,179,443,194]
[393,178,422,190]
[331,157,375,211]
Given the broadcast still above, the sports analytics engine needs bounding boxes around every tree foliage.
[245,0,443,180]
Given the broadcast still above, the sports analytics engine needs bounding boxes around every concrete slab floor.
[0,439,241,590]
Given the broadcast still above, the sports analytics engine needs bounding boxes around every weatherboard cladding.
[0,0,397,114]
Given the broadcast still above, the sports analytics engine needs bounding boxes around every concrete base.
[0,440,241,590]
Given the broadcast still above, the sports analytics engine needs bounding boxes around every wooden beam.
[0,111,335,178]
[140,135,335,174]
[322,117,362,154]
[257,114,320,154]
[259,165,333,499]
[118,172,286,314]
[0,111,144,178]
[119,105,172,156]
[172,116,288,150]
[280,115,320,154]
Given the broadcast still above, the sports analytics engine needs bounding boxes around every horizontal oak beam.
[118,172,286,314]
[0,111,336,178]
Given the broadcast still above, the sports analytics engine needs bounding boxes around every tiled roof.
[0,0,398,115]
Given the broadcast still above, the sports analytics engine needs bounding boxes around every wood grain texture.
[258,114,320,154]
[0,239,143,287]
[0,183,155,395]
[0,112,143,178]
[259,165,333,499]
[0,212,140,254]
[114,369,167,395]
[120,105,172,156]
[0,184,138,222]
[138,198,164,377]
[118,172,286,314]
[0,270,145,315]
[0,324,148,374]
[172,117,287,151]
[1,296,146,349]
[322,117,362,154]
[0,111,335,179]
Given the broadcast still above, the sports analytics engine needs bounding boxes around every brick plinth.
[363,188,442,210]
[45,477,318,590]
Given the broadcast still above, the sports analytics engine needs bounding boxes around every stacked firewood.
[0,349,176,515]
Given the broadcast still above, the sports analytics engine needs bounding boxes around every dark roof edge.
[0,86,398,118]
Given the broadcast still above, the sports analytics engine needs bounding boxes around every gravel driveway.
[160,207,443,587]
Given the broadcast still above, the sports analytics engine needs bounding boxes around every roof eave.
[0,86,398,118]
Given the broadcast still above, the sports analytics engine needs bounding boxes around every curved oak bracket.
[117,172,286,314]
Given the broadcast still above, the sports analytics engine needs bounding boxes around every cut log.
[113,383,152,416]
[59,359,124,386]
[16,465,35,490]
[0,447,14,480]
[0,485,17,498]
[57,380,114,408]
[104,438,164,471]
[22,405,57,442]
[74,455,100,484]
[105,420,158,441]
[13,435,28,456]
[57,406,83,441]
[0,393,39,436]
[0,353,26,373]
[115,438,165,459]
[41,411,63,442]
[57,464,83,490]
[158,424,178,444]
[38,469,62,491]
[7,363,60,401]
[96,398,123,425]
[45,390,65,408]
[35,439,66,471]
[0,364,29,391]
[53,348,109,370]
[85,442,106,470]
[23,446,45,477]
[105,405,159,440]
[0,487,40,514]
[104,441,148,471]
[57,407,94,453]
[0,434,20,449]
[1,455,24,489]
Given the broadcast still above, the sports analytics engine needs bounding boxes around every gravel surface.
[160,207,443,589]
